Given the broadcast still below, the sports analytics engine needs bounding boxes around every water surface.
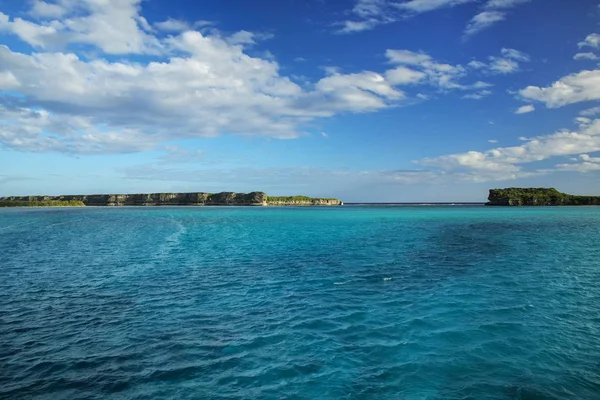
[1,206,599,399]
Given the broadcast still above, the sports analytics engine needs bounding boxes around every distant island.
[487,188,600,206]
[0,192,343,207]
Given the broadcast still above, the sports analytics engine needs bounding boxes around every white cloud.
[315,71,404,111]
[580,106,600,117]
[385,49,481,90]
[154,18,213,32]
[385,49,432,65]
[352,0,387,17]
[320,132,329,138]
[418,119,600,179]
[0,25,414,153]
[464,11,505,37]
[575,117,592,127]
[154,18,190,32]
[484,0,531,9]
[519,70,600,108]
[395,0,474,13]
[557,154,600,172]
[515,104,535,114]
[227,30,257,45]
[489,57,519,73]
[578,33,600,49]
[385,66,427,85]
[464,0,531,37]
[462,90,493,100]
[466,48,529,74]
[0,0,162,55]
[501,47,530,62]
[0,2,529,155]
[468,60,487,69]
[488,139,498,143]
[337,0,475,34]
[29,0,69,19]
[574,52,599,61]
[337,19,383,34]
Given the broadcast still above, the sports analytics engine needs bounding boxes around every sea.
[1,205,599,399]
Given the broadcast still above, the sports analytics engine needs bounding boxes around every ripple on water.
[1,206,600,399]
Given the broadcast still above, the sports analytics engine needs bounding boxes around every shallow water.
[1,206,599,399]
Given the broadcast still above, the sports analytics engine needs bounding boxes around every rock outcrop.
[266,196,343,206]
[486,188,600,206]
[1,192,269,206]
[0,192,344,207]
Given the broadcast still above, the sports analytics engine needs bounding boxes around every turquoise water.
[1,206,600,399]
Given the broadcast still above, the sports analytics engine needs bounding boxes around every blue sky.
[1,0,600,202]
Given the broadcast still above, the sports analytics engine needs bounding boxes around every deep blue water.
[1,206,600,400]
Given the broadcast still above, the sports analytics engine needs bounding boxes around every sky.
[1,0,600,202]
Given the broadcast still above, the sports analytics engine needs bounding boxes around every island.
[0,192,343,207]
[486,188,600,206]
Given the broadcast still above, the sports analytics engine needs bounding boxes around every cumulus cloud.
[28,0,69,19]
[574,52,599,61]
[578,33,600,49]
[3,1,477,154]
[0,34,420,152]
[519,70,600,108]
[418,119,600,179]
[385,49,491,91]
[337,19,384,34]
[0,1,527,155]
[0,0,162,55]
[385,66,427,85]
[515,104,535,114]
[154,18,190,32]
[580,106,600,117]
[466,48,529,74]
[557,154,600,172]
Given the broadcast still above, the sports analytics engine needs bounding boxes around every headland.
[486,188,600,206]
[0,192,343,207]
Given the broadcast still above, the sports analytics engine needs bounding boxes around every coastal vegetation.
[0,200,85,207]
[266,196,342,205]
[487,188,600,206]
[0,192,342,207]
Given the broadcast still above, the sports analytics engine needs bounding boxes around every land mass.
[0,192,343,207]
[486,188,600,206]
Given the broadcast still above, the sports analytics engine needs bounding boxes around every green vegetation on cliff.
[0,200,85,207]
[0,192,343,207]
[487,188,600,206]
[267,196,342,205]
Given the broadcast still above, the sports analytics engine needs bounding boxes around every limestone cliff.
[0,192,344,207]
[266,196,343,206]
[486,188,600,206]
[1,192,269,206]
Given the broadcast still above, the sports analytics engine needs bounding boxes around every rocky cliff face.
[486,188,600,206]
[1,192,269,206]
[0,192,346,207]
[266,198,343,206]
